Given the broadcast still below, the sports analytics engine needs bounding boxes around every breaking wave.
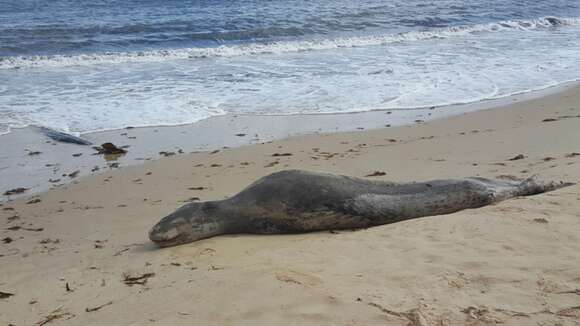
[1,16,578,69]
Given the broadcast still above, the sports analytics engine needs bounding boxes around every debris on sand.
[556,305,580,318]
[94,143,127,155]
[39,238,60,244]
[0,291,14,299]
[85,301,113,313]
[365,171,386,177]
[36,306,75,325]
[94,240,106,249]
[2,237,13,244]
[557,289,580,295]
[271,153,293,157]
[264,161,279,168]
[122,272,155,286]
[461,306,503,323]
[113,248,130,256]
[159,151,175,157]
[367,301,430,326]
[27,150,42,156]
[6,226,44,232]
[7,215,19,221]
[508,154,526,161]
[3,187,28,196]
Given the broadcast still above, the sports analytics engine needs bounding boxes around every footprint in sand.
[275,270,323,287]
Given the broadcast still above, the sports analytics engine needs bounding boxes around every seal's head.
[149,203,196,247]
[149,202,227,247]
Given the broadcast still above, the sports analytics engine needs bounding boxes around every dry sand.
[1,85,580,325]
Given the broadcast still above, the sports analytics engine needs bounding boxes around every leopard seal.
[149,170,571,247]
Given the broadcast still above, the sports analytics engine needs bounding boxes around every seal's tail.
[516,175,574,197]
[489,175,573,203]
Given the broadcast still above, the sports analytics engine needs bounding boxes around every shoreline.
[3,78,577,137]
[2,81,579,202]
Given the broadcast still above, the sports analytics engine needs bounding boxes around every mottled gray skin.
[149,170,571,247]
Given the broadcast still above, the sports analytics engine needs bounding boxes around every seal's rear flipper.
[517,175,575,197]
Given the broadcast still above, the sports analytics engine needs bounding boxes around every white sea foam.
[1,16,579,69]
[1,15,580,135]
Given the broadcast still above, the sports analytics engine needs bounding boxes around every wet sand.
[1,85,580,325]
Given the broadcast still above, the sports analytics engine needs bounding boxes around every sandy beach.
[1,85,580,325]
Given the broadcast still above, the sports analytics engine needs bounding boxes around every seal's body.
[149,170,569,247]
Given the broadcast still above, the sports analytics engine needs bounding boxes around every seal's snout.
[148,215,190,247]
[148,223,178,244]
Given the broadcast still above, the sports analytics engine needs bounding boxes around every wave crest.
[1,16,578,69]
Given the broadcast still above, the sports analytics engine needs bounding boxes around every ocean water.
[0,0,579,134]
